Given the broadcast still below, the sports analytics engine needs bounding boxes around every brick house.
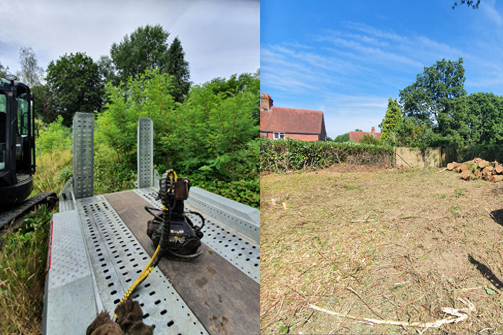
[349,127,381,143]
[259,94,327,141]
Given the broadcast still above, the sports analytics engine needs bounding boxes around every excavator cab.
[0,75,35,208]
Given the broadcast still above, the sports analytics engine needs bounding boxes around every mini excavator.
[0,76,56,227]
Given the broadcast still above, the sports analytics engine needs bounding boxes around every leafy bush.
[260,138,394,172]
[36,115,72,155]
[360,134,380,145]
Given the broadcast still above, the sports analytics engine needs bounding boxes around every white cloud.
[0,0,259,84]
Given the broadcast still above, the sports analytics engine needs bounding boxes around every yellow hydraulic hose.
[113,170,177,318]
[113,244,161,318]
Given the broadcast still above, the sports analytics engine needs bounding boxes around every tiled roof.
[260,107,324,134]
[349,131,382,142]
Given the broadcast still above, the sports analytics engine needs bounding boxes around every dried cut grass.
[32,149,73,195]
[261,166,503,334]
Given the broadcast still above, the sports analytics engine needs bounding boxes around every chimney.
[371,126,375,136]
[261,94,273,111]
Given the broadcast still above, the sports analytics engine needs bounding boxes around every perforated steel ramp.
[44,195,208,335]
[77,195,208,334]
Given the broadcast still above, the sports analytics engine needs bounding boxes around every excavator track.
[0,192,57,229]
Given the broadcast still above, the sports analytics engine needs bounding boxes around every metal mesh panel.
[137,118,153,188]
[73,113,94,199]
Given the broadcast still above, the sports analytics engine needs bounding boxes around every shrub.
[260,138,394,172]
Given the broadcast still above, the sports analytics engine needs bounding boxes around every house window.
[273,132,285,140]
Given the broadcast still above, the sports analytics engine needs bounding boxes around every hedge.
[260,138,394,172]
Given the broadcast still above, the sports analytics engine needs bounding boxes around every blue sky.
[261,0,503,138]
[0,0,259,86]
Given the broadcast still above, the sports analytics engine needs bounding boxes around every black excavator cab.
[0,76,36,208]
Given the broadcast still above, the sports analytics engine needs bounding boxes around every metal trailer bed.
[41,114,260,334]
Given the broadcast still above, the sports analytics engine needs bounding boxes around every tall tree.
[166,37,191,103]
[399,58,466,136]
[46,52,103,126]
[110,24,170,86]
[380,98,402,144]
[18,47,44,87]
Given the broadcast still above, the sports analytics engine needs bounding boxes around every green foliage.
[206,70,261,125]
[448,93,503,146]
[455,144,503,163]
[166,37,191,103]
[36,115,71,154]
[96,69,259,205]
[96,68,177,165]
[395,116,429,148]
[111,24,171,86]
[360,134,380,145]
[380,98,402,145]
[45,52,103,126]
[333,133,349,143]
[94,144,137,194]
[400,58,466,135]
[0,207,53,334]
[163,75,260,183]
[260,138,394,172]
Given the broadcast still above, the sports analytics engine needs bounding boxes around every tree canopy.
[111,24,170,85]
[110,25,191,103]
[46,52,103,126]
[399,58,466,136]
[18,47,44,87]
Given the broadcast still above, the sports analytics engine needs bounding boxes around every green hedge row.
[260,138,394,172]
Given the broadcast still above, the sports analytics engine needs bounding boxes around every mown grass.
[0,206,53,334]
[261,165,503,334]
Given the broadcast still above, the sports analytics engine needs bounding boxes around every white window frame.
[273,132,285,140]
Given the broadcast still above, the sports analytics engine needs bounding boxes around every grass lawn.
[261,164,503,334]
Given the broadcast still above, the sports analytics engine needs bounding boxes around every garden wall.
[395,147,455,168]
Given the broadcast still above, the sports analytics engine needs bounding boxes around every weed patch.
[0,206,53,334]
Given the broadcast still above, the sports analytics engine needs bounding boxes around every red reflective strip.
[46,219,54,275]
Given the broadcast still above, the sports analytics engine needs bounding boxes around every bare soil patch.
[260,166,503,334]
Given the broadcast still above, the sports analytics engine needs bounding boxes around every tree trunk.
[478,160,489,169]
[461,170,471,180]
[447,162,462,170]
